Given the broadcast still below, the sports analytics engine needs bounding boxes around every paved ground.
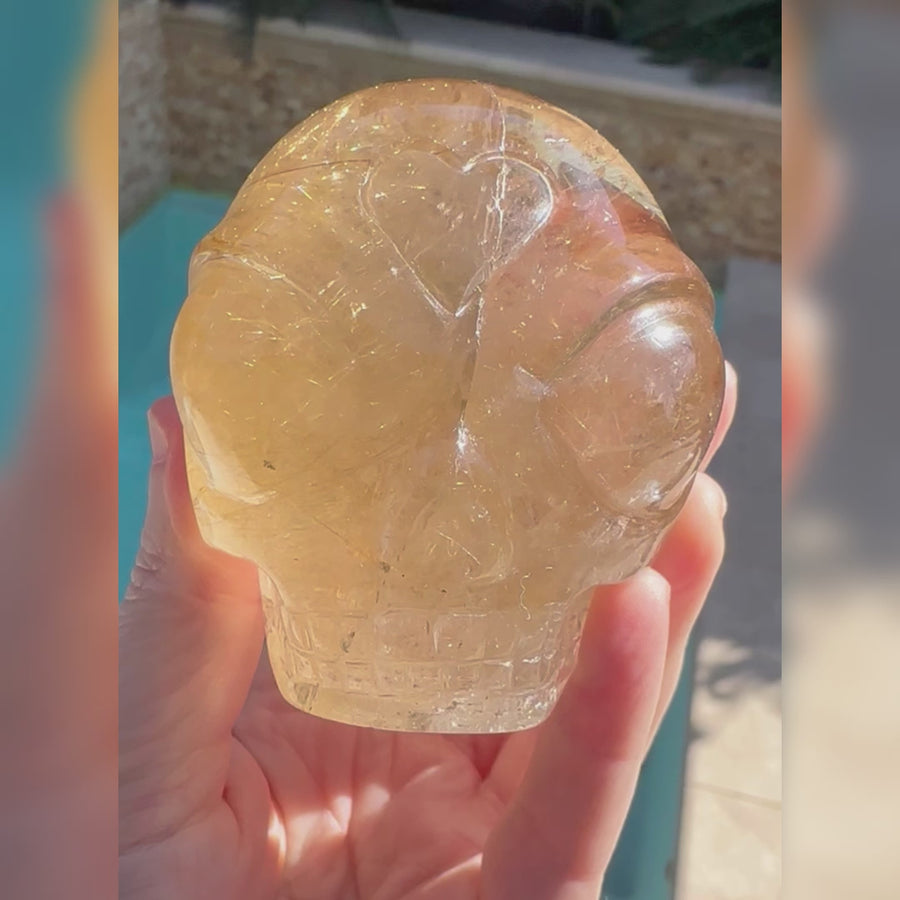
[676,257,782,899]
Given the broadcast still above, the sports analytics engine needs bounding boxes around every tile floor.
[676,258,782,899]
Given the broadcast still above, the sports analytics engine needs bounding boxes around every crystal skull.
[170,79,724,732]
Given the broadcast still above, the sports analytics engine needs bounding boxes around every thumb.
[119,396,263,850]
[483,569,669,899]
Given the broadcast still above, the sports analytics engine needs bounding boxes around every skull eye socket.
[544,297,724,515]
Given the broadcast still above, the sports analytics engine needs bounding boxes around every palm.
[229,654,535,900]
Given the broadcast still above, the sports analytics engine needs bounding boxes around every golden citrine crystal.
[171,80,724,732]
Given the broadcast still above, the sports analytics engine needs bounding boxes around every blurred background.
[120,2,781,898]
[0,2,91,455]
[0,2,116,898]
[783,3,900,900]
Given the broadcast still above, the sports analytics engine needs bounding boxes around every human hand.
[119,368,735,900]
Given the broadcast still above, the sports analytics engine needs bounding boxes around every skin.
[119,370,735,900]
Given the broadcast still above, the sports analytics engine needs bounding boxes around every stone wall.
[151,4,780,264]
[119,0,170,224]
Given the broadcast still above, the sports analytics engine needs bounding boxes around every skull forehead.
[243,79,662,218]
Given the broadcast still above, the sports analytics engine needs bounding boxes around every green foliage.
[615,0,781,77]
[170,0,780,81]
[390,0,780,75]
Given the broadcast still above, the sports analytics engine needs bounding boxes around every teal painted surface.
[0,199,43,460]
[119,190,233,595]
[119,191,711,899]
[604,640,695,900]
[0,1,88,185]
[0,0,91,458]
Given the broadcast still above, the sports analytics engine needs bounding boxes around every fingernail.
[148,409,169,464]
[712,480,728,518]
[724,359,738,391]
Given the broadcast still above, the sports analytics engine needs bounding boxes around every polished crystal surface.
[171,80,724,732]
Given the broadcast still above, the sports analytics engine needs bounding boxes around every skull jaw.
[263,599,588,734]
[268,681,564,734]
[268,659,568,733]
[247,510,673,733]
